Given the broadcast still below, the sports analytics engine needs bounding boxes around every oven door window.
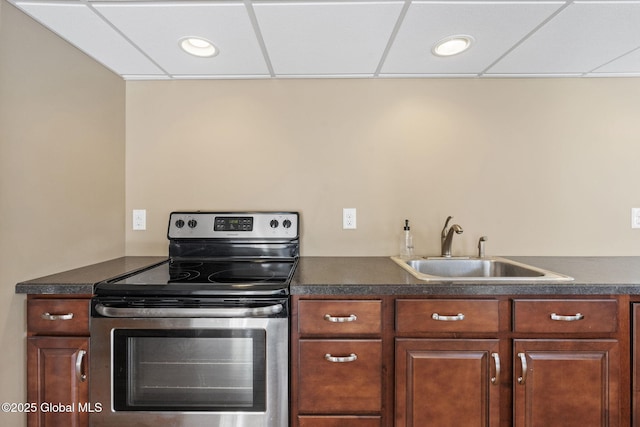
[112,329,266,412]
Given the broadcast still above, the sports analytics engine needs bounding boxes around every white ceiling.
[9,0,640,80]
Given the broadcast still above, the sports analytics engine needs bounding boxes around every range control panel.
[168,212,299,239]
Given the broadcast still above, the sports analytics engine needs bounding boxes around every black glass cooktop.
[94,259,296,297]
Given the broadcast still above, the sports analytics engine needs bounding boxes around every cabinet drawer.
[513,299,618,333]
[396,299,499,333]
[298,300,382,336]
[298,416,381,427]
[27,299,90,335]
[298,340,382,413]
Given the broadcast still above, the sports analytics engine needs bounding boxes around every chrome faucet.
[441,216,463,257]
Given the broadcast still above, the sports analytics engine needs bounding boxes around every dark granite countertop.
[15,256,167,295]
[290,256,640,296]
[14,255,640,296]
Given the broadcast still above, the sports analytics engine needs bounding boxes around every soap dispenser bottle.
[400,219,414,259]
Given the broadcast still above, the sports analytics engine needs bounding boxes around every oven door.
[89,300,288,427]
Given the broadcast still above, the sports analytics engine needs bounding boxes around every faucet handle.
[478,236,488,258]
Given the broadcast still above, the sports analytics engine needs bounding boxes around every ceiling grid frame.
[8,0,640,80]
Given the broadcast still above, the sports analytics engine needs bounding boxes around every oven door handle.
[94,303,284,318]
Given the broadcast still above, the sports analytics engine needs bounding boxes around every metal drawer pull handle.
[431,313,465,321]
[517,353,527,385]
[76,350,87,382]
[324,353,358,363]
[550,312,584,322]
[491,353,500,385]
[324,314,357,323]
[41,312,74,321]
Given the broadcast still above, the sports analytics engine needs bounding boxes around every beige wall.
[126,78,640,257]
[0,1,125,424]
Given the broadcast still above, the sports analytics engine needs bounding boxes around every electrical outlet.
[343,208,356,229]
[632,208,640,229]
[133,209,146,230]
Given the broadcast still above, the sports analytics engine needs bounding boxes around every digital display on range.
[214,216,253,232]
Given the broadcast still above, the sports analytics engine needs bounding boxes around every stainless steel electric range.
[90,211,299,427]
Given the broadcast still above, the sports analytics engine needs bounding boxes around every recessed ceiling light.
[432,35,474,57]
[179,37,218,58]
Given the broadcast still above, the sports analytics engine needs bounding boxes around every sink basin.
[391,256,573,282]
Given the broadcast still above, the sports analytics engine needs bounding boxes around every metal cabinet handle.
[431,313,465,321]
[76,350,87,382]
[517,352,527,385]
[491,353,500,385]
[324,353,358,363]
[324,314,357,323]
[550,312,584,321]
[41,312,74,321]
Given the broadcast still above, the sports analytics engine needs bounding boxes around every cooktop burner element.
[168,259,295,284]
[94,212,299,297]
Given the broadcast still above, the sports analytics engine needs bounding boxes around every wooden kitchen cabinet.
[512,299,618,334]
[298,300,382,336]
[513,339,619,427]
[395,338,501,427]
[292,295,627,427]
[298,339,382,413]
[26,296,91,427]
[27,337,89,427]
[513,299,620,427]
[292,298,384,427]
[395,299,502,427]
[396,299,499,334]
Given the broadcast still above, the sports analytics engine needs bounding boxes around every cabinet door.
[395,339,500,427]
[27,337,89,427]
[514,339,619,427]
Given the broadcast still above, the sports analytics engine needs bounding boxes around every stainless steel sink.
[391,256,573,282]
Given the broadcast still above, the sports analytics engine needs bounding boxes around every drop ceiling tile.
[489,1,640,75]
[592,47,640,75]
[12,1,164,76]
[254,1,404,76]
[93,1,270,77]
[381,1,565,76]
[11,0,640,79]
